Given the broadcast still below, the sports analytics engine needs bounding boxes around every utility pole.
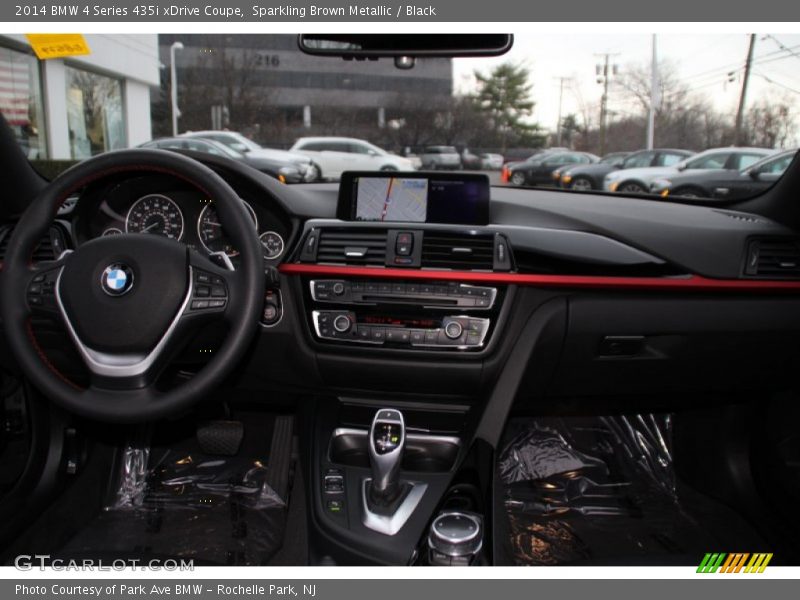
[595,53,619,156]
[554,77,570,146]
[170,41,184,136]
[734,34,756,146]
[646,34,659,150]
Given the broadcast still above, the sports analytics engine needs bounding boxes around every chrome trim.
[208,251,235,271]
[332,427,461,448]
[54,266,194,379]
[361,478,427,536]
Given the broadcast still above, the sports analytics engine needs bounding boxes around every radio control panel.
[310,279,496,310]
[312,311,490,350]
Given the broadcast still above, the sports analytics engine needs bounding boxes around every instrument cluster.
[79,176,287,262]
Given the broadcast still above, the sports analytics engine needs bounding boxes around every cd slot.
[360,295,458,306]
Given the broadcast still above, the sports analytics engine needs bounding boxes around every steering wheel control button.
[100,263,134,297]
[190,269,228,313]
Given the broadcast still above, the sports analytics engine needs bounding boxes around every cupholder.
[329,428,461,473]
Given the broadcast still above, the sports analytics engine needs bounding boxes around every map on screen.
[354,177,428,222]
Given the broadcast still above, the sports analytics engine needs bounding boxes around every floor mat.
[499,415,768,565]
[60,416,292,566]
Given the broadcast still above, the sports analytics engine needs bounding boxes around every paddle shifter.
[367,408,406,502]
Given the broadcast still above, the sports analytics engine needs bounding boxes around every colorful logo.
[697,553,773,573]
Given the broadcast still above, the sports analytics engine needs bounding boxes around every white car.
[290,137,416,181]
[481,153,505,170]
[603,147,773,194]
[182,131,317,181]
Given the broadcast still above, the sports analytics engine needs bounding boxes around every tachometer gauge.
[259,231,284,260]
[197,201,257,257]
[125,194,184,240]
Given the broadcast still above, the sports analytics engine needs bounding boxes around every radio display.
[338,171,490,225]
[362,315,438,328]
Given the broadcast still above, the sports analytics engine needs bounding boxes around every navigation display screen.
[338,171,490,225]
[355,177,428,222]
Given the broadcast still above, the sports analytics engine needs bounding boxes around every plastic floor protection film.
[499,414,765,565]
[61,446,287,566]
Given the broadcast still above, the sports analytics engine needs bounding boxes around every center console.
[309,279,496,350]
[297,172,507,565]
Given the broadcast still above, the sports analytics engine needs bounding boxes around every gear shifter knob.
[368,408,405,497]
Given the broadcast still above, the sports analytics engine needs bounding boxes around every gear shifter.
[367,408,405,502]
[362,408,428,535]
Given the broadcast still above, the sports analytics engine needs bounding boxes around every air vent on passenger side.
[315,229,388,265]
[0,225,66,264]
[421,232,495,270]
[745,238,800,278]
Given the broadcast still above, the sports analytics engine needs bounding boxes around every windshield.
[1,32,797,199]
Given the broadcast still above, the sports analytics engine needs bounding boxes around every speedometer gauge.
[125,194,184,240]
[197,201,258,257]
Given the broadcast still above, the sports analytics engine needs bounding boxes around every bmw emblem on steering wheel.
[101,264,134,296]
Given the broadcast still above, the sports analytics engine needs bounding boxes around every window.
[759,154,794,175]
[348,142,374,155]
[185,139,223,155]
[66,66,126,159]
[0,45,46,159]
[735,153,768,170]
[623,152,655,169]
[658,152,688,167]
[686,152,729,169]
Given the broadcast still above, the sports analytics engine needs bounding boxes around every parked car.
[460,148,483,170]
[559,149,691,191]
[650,149,797,200]
[604,147,774,194]
[419,146,462,170]
[506,151,599,186]
[480,153,504,170]
[139,137,304,183]
[182,130,318,181]
[290,136,415,180]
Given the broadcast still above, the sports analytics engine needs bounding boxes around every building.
[0,34,159,160]
[157,34,453,146]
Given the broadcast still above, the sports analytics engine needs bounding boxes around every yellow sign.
[25,34,91,60]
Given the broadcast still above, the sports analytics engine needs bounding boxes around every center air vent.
[315,229,387,266]
[0,225,66,264]
[421,232,495,270]
[745,238,800,278]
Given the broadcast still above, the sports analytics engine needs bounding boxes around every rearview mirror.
[298,34,513,64]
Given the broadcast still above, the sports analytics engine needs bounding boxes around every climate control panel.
[312,311,490,350]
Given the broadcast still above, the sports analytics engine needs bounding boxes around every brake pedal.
[197,420,244,456]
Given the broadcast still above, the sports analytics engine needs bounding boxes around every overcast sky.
[453,34,800,136]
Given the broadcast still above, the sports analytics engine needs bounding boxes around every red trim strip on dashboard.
[278,263,800,293]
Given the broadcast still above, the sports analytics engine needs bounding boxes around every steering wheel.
[0,150,265,422]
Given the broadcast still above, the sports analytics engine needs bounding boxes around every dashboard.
[70,172,291,265]
[3,150,800,408]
